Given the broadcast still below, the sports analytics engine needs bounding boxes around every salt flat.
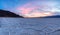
[0,18,60,35]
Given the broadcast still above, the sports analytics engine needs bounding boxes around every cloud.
[23,12,54,18]
[17,0,59,18]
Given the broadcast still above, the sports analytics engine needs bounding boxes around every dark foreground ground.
[0,18,60,35]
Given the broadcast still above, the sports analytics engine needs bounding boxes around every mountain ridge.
[40,15,60,18]
[0,9,24,18]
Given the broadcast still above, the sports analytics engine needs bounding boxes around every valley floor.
[0,18,60,35]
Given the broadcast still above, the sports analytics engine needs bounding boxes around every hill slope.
[0,10,23,18]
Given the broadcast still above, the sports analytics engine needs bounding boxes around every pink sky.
[17,1,54,18]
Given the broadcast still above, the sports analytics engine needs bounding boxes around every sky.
[0,0,60,17]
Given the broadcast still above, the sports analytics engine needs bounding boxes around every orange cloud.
[23,12,54,18]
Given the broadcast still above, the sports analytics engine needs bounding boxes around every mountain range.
[40,15,60,18]
[0,9,23,18]
[0,9,60,18]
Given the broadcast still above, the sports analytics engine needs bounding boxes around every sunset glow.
[0,0,60,18]
[17,1,56,18]
[23,12,53,18]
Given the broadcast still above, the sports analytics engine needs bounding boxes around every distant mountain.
[0,10,23,18]
[41,15,60,18]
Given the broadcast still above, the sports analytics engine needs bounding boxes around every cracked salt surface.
[0,18,60,35]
